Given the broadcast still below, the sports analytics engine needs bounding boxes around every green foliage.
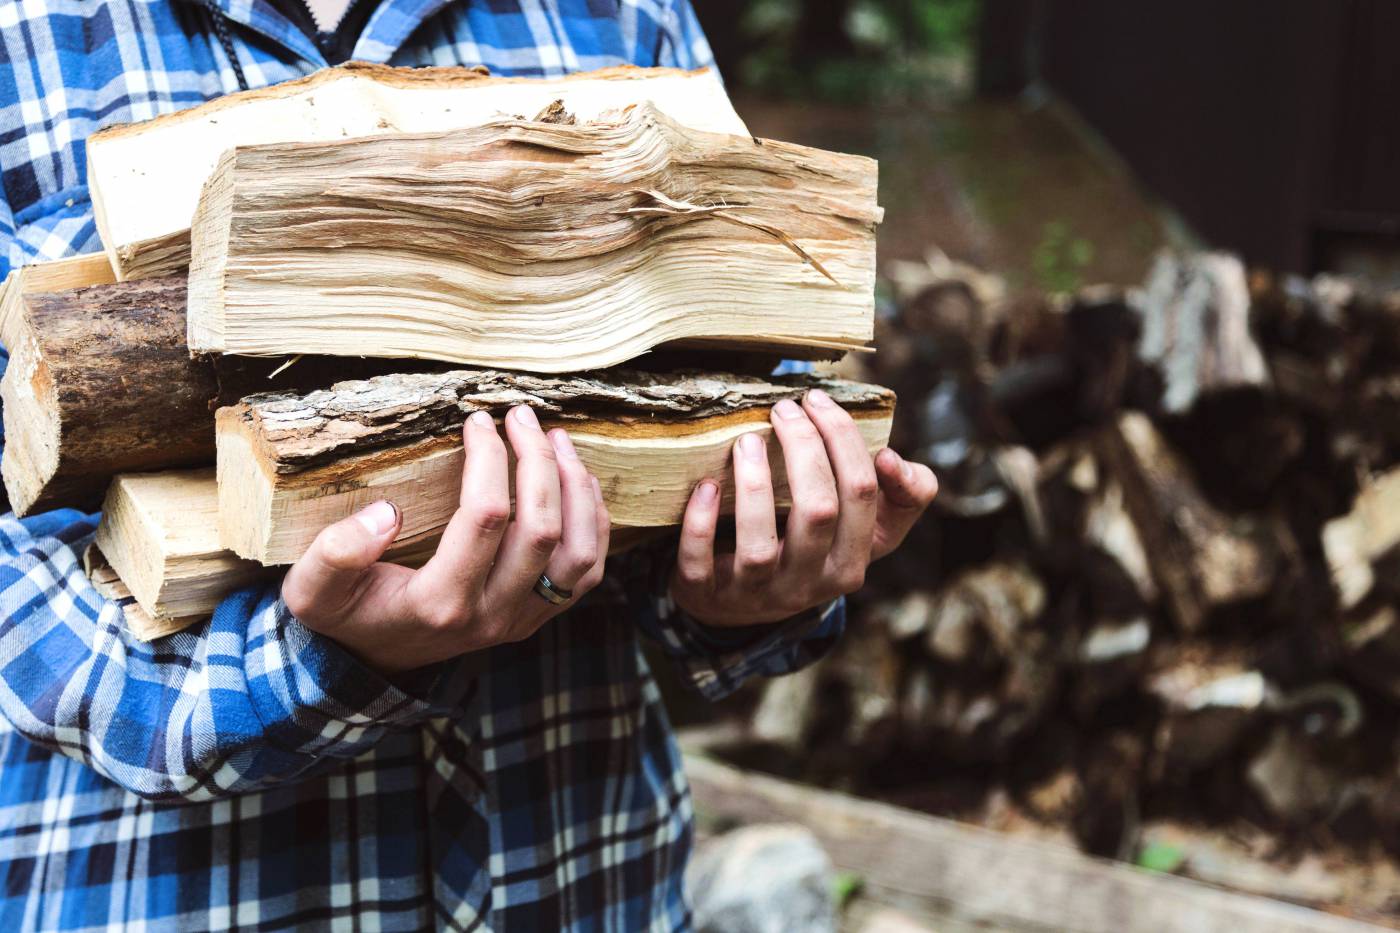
[1136,841,1186,875]
[736,0,981,103]
[1031,220,1096,294]
[830,871,866,908]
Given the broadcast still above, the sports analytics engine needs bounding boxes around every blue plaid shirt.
[0,3,846,929]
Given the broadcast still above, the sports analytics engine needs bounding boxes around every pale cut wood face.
[87,64,747,280]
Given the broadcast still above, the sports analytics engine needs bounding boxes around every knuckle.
[522,520,562,555]
[676,562,712,588]
[470,498,510,533]
[848,472,880,504]
[282,586,314,620]
[801,494,840,528]
[422,602,469,631]
[568,540,599,575]
[835,566,867,593]
[740,472,772,496]
[736,542,780,574]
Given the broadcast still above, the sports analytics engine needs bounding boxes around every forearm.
[0,512,452,801]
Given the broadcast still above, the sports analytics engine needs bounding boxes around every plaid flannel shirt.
[0,3,846,929]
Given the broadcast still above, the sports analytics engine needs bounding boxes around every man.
[0,1,938,929]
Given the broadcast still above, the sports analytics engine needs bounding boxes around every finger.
[486,405,563,605]
[730,432,780,589]
[674,478,720,595]
[412,411,510,601]
[871,448,939,560]
[803,388,879,587]
[572,475,612,598]
[282,499,401,623]
[539,429,599,590]
[770,399,839,572]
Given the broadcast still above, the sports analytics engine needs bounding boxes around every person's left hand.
[671,388,938,627]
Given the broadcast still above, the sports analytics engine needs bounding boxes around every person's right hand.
[281,405,609,674]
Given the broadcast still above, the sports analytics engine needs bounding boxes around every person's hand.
[671,388,938,628]
[281,406,609,674]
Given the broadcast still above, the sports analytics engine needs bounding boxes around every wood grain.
[186,104,879,371]
[88,62,747,279]
[217,369,895,564]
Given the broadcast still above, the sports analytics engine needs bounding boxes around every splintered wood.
[216,369,895,564]
[87,62,748,280]
[186,104,879,371]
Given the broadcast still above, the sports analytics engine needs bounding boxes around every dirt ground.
[732,91,1190,291]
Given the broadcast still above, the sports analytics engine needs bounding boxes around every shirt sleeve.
[656,0,718,71]
[621,539,846,701]
[0,510,460,802]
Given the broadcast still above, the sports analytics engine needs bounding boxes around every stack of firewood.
[0,62,895,638]
[710,248,1400,871]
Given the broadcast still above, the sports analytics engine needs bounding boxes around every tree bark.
[0,277,429,514]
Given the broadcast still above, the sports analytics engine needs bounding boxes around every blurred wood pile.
[712,248,1400,916]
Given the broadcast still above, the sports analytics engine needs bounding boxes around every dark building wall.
[1037,0,1346,272]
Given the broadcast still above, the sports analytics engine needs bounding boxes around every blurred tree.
[694,0,982,102]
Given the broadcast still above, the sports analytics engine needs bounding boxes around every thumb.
[871,450,938,560]
[282,500,401,622]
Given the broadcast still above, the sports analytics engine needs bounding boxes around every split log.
[1322,466,1400,610]
[186,104,879,372]
[84,545,202,642]
[1095,412,1282,632]
[87,62,747,280]
[0,252,114,348]
[93,470,266,631]
[0,277,433,514]
[215,369,895,564]
[1136,251,1269,413]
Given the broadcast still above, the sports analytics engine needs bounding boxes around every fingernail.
[773,399,804,420]
[355,500,399,536]
[695,480,718,504]
[514,406,539,428]
[550,428,580,461]
[591,474,604,504]
[738,432,766,462]
[469,410,494,429]
[901,459,915,482]
[807,388,835,409]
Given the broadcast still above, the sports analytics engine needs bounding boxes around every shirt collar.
[176,0,462,68]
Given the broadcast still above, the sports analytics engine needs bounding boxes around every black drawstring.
[202,0,250,91]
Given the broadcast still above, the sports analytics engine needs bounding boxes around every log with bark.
[186,104,879,372]
[0,252,115,349]
[1094,412,1284,632]
[94,469,267,630]
[215,369,895,564]
[0,277,432,514]
[87,62,748,280]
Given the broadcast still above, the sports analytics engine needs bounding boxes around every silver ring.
[533,573,573,606]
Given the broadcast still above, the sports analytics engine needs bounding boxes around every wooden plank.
[682,753,1388,933]
[185,104,879,371]
[87,62,747,279]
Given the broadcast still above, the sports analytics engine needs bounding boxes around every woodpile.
[695,249,1400,900]
[0,63,889,637]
